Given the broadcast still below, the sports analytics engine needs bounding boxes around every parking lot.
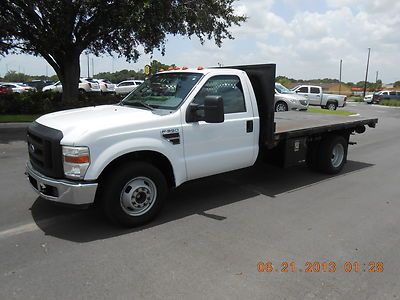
[1,103,400,299]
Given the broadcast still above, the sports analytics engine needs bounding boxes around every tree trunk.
[59,54,81,104]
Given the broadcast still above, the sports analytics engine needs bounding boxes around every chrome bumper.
[26,162,98,205]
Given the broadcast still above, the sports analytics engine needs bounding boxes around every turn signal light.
[64,155,90,164]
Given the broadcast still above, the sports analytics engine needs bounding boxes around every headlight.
[62,146,90,179]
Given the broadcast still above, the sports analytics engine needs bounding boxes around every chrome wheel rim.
[276,103,287,112]
[120,177,157,216]
[331,144,345,168]
[328,104,336,110]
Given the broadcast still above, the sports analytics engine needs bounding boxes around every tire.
[99,162,168,227]
[326,102,338,110]
[79,88,86,94]
[318,135,348,174]
[275,101,288,112]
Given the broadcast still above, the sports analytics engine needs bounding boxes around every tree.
[3,70,30,82]
[150,60,171,74]
[394,81,400,88]
[94,69,145,83]
[0,1,245,102]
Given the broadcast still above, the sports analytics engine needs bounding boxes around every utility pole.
[92,58,94,77]
[339,59,342,95]
[363,48,371,98]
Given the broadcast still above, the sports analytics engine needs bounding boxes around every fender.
[84,137,187,186]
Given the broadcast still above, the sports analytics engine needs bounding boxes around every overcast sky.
[1,0,399,83]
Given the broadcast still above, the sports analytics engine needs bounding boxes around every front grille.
[300,100,308,106]
[27,122,64,178]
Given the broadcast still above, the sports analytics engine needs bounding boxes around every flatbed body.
[274,111,378,140]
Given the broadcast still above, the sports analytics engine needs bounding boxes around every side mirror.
[186,96,224,123]
[204,96,224,123]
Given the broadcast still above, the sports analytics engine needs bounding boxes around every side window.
[193,75,246,114]
[389,91,396,95]
[298,86,308,93]
[310,87,320,94]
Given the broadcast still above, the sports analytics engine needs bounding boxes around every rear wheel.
[99,162,168,227]
[326,102,338,110]
[275,101,288,112]
[317,135,348,174]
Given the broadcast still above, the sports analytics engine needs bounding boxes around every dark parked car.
[23,80,54,91]
[374,90,400,103]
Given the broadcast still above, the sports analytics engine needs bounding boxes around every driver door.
[182,74,257,180]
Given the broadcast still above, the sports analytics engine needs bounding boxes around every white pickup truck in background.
[291,85,346,110]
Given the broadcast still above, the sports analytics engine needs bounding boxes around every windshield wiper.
[123,101,154,110]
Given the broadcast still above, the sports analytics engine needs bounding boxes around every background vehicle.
[275,83,308,112]
[0,82,36,93]
[23,80,54,91]
[93,79,116,94]
[0,84,13,94]
[364,93,374,104]
[291,85,346,110]
[374,90,400,103]
[115,80,144,95]
[26,64,377,227]
[43,79,101,93]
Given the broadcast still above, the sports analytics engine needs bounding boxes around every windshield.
[275,83,295,94]
[121,72,203,110]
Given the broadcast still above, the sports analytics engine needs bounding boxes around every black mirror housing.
[204,96,224,123]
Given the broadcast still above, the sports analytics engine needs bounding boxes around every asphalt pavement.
[0,103,400,299]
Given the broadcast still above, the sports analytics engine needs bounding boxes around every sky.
[0,0,399,83]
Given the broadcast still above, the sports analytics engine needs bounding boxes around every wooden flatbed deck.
[274,111,378,139]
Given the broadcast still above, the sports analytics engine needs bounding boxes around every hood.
[36,105,165,144]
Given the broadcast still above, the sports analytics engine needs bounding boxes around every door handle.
[246,120,253,133]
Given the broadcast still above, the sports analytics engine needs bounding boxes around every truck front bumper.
[26,162,98,205]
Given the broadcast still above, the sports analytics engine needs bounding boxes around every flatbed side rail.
[274,117,378,140]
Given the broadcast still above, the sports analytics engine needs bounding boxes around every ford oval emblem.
[29,143,35,153]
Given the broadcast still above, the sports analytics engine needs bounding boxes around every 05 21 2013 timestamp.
[257,261,384,273]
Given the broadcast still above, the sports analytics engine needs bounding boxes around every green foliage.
[3,70,31,82]
[150,60,172,74]
[355,81,381,91]
[348,96,363,102]
[381,100,400,107]
[0,1,245,102]
[394,81,400,88]
[275,76,292,87]
[0,92,123,115]
[94,69,145,83]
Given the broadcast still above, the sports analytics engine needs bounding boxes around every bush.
[0,92,124,115]
[380,99,400,107]
[348,96,363,102]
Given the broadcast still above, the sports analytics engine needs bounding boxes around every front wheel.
[99,162,168,227]
[275,101,288,112]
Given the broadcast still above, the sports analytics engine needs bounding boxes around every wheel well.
[327,100,338,105]
[99,151,176,189]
